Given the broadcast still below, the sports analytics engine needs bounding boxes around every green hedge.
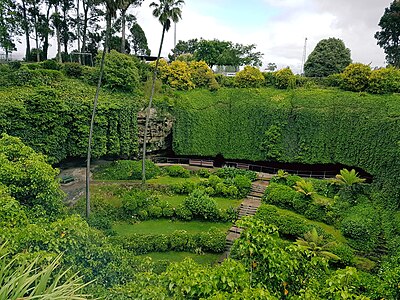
[0,80,141,163]
[112,228,226,254]
[172,88,400,206]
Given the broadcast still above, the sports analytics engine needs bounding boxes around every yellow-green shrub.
[341,63,371,92]
[161,61,194,90]
[368,67,400,94]
[234,66,264,88]
[189,61,218,90]
[274,68,295,89]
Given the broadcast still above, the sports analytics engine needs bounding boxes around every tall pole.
[174,22,176,48]
[301,37,307,75]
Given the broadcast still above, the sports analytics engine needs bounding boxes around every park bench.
[201,160,214,168]
[236,163,249,170]
[60,175,75,184]
[189,159,202,166]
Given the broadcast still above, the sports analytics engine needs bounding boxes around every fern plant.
[295,228,340,261]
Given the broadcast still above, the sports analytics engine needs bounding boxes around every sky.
[12,0,393,73]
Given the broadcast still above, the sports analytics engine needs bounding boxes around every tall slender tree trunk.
[85,12,111,218]
[76,0,81,63]
[121,9,126,53]
[141,25,166,186]
[55,6,62,63]
[43,7,51,60]
[81,5,88,64]
[21,0,31,60]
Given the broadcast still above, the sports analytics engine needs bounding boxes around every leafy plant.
[341,63,371,92]
[295,228,340,261]
[294,179,316,197]
[0,252,92,299]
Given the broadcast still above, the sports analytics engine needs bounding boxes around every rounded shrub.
[189,60,218,89]
[164,165,190,178]
[368,67,400,94]
[162,60,195,90]
[234,66,264,88]
[341,63,371,92]
[63,62,84,78]
[41,59,61,70]
[101,50,140,92]
[274,68,295,89]
[340,204,381,252]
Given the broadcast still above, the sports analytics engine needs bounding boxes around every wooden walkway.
[219,178,270,262]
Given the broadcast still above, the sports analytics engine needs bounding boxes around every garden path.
[219,176,271,262]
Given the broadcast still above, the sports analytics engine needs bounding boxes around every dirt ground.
[59,167,88,206]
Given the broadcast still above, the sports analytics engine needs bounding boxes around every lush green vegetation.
[172,88,400,206]
[0,71,141,163]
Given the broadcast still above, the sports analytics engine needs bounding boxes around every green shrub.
[189,60,219,90]
[183,189,220,221]
[172,181,197,194]
[215,74,235,87]
[223,185,239,198]
[330,243,355,266]
[164,165,190,178]
[100,50,140,92]
[63,62,84,78]
[161,60,195,90]
[341,63,371,92]
[368,67,400,94]
[175,204,192,220]
[340,204,381,252]
[262,72,275,86]
[263,183,299,210]
[233,175,252,198]
[234,66,264,88]
[215,166,257,181]
[326,73,343,87]
[147,205,163,218]
[274,68,295,89]
[41,59,61,70]
[198,228,226,252]
[197,168,211,178]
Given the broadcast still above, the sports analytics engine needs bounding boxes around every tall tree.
[118,0,142,54]
[304,38,351,77]
[375,1,400,67]
[85,0,118,217]
[168,38,198,60]
[17,0,31,60]
[141,0,184,185]
[81,0,103,61]
[0,0,19,60]
[130,21,150,55]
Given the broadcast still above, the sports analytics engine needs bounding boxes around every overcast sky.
[13,0,393,73]
[135,0,392,73]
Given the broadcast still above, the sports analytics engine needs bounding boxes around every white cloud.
[12,0,390,71]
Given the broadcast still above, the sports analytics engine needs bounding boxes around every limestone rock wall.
[137,108,173,154]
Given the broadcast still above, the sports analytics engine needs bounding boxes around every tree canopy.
[304,38,352,77]
[375,0,400,67]
[169,38,263,68]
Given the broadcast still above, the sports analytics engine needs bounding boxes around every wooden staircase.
[219,180,269,261]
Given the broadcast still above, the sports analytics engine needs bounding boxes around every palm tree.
[141,0,184,185]
[332,169,366,187]
[293,179,315,197]
[85,0,119,217]
[295,228,340,261]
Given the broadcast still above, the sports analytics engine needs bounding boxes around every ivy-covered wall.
[173,88,400,203]
[0,80,141,163]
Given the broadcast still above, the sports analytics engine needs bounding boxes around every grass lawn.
[113,219,232,236]
[159,194,242,210]
[138,251,220,265]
